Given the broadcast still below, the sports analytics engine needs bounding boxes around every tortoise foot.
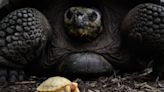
[0,68,25,83]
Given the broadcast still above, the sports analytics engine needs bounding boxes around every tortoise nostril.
[76,12,84,16]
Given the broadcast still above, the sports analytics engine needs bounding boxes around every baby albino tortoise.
[36,76,80,92]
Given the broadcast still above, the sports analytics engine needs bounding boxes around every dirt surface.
[0,68,164,92]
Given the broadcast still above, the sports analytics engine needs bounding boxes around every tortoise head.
[64,7,102,41]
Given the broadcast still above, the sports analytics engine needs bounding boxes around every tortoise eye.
[89,12,97,21]
[66,10,73,19]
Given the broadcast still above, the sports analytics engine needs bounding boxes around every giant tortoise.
[0,0,163,82]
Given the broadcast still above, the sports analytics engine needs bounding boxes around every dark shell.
[7,0,160,8]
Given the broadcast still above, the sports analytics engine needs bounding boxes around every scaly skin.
[0,8,51,67]
[0,8,51,82]
[64,7,102,41]
[122,3,164,79]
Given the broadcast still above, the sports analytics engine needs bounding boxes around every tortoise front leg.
[0,8,51,82]
[121,3,164,79]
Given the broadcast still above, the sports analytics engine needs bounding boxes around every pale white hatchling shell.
[36,76,80,92]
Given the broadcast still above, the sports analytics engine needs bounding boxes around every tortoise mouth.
[57,52,113,77]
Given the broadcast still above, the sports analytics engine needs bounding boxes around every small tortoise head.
[64,7,102,41]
